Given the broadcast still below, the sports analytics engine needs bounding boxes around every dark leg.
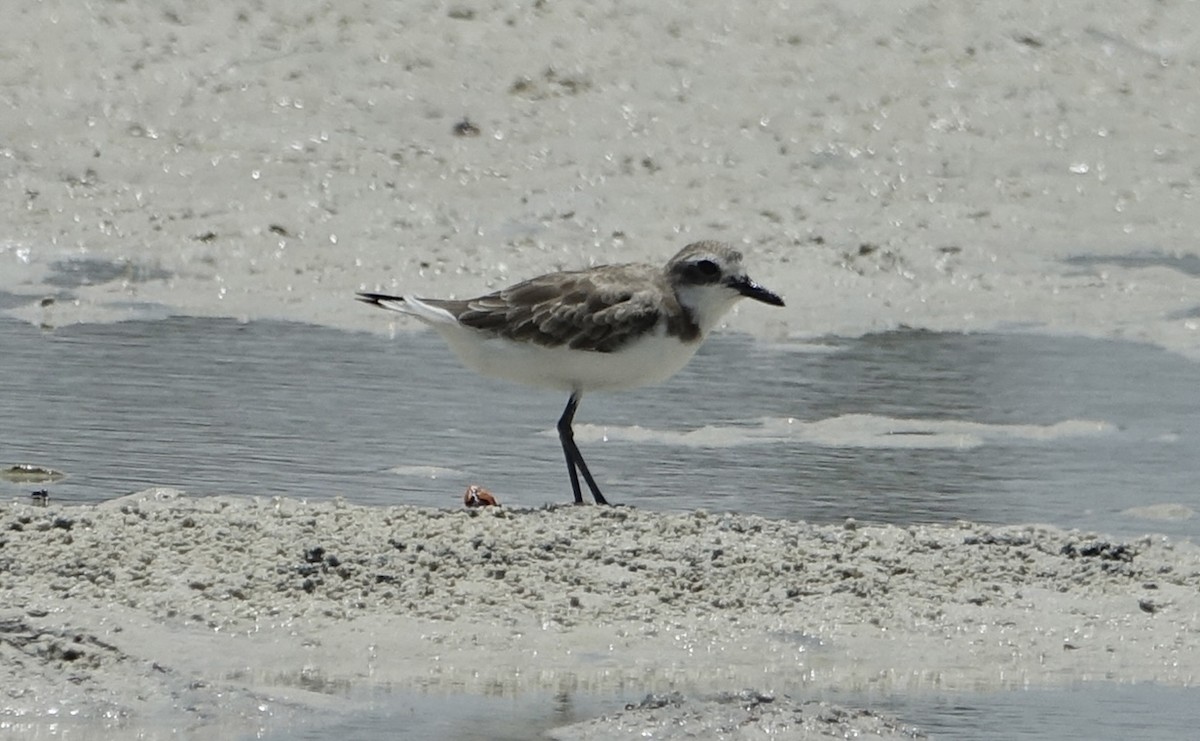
[556,392,609,505]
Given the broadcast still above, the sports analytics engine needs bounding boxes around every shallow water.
[839,682,1199,740]
[1,315,1197,541]
[257,687,622,741]
[249,682,1200,740]
[3,314,1199,739]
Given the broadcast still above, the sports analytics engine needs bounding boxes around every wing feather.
[429,266,676,353]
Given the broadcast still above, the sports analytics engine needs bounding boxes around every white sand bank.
[1,1,1199,360]
[2,488,1197,738]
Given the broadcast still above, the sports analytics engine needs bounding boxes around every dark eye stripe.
[681,258,722,285]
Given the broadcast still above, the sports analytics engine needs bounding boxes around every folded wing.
[431,269,673,353]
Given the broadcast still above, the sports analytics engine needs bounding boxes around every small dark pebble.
[964,533,1032,547]
[453,118,482,137]
[58,646,85,662]
[715,689,776,708]
[304,546,326,564]
[627,692,685,711]
[1061,541,1134,562]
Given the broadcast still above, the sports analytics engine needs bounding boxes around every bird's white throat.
[674,283,747,337]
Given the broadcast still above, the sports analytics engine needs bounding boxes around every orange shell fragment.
[463,484,499,507]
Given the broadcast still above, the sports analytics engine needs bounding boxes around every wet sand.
[2,2,1198,363]
[3,488,1197,737]
[4,0,1200,736]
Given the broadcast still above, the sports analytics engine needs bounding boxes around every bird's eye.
[694,259,720,277]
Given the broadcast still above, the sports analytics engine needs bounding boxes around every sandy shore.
[3,488,1197,737]
[4,0,1200,737]
[2,1,1199,363]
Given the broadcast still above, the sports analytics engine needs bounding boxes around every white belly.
[437,323,704,392]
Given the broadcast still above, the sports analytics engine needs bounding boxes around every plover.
[357,240,784,505]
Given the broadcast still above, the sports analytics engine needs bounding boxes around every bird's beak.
[729,276,785,307]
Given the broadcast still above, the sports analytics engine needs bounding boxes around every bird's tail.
[356,292,409,313]
[356,292,459,325]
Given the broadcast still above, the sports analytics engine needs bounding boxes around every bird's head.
[667,241,784,334]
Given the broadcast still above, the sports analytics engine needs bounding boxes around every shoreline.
[3,0,1200,736]
[3,488,1197,737]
